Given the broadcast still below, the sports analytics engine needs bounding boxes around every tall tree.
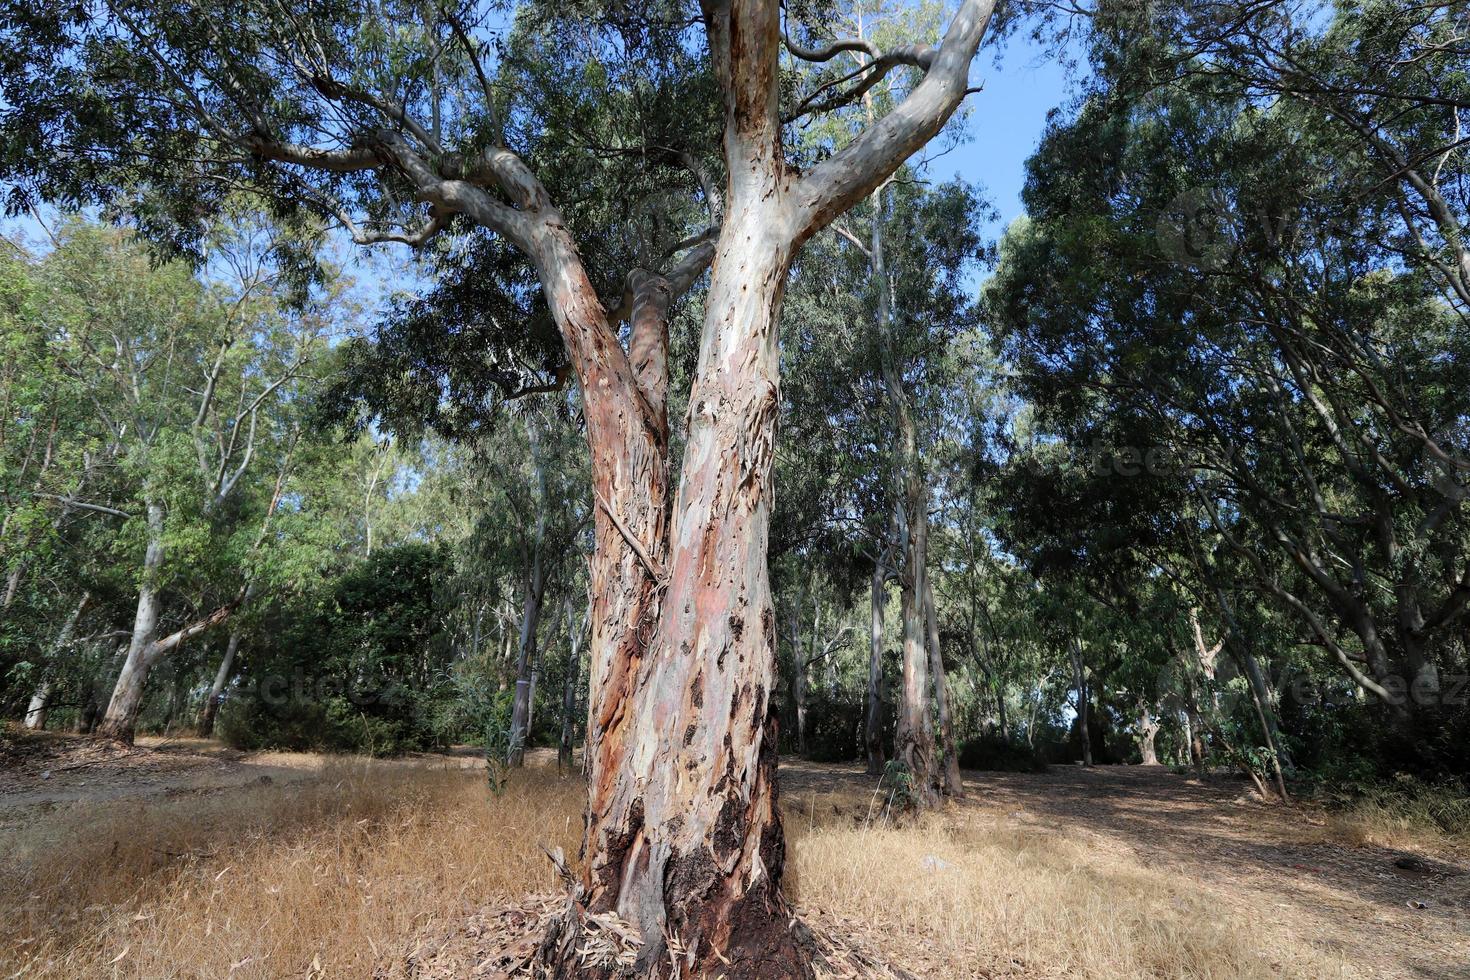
[0,0,998,968]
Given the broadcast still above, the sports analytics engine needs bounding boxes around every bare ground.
[3,730,1467,978]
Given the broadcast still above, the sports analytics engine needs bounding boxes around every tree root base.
[402,894,917,980]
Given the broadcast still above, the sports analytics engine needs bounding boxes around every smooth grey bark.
[24,591,90,729]
[198,627,243,737]
[24,680,51,730]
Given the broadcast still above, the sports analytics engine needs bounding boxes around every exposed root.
[403,893,916,979]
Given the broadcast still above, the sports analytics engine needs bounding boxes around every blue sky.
[939,31,1078,248]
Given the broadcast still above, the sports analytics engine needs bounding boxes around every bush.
[958,733,1048,773]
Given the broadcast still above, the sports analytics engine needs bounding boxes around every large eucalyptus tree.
[0,0,997,971]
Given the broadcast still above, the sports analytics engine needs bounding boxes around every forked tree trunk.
[530,0,998,969]
[573,185,802,977]
[924,578,963,796]
[199,627,243,737]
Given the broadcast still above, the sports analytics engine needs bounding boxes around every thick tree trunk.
[1137,703,1161,765]
[99,500,166,742]
[24,680,51,730]
[571,159,805,974]
[924,577,963,796]
[198,628,242,738]
[532,0,997,967]
[864,546,888,775]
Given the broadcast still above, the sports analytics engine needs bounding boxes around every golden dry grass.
[781,782,1356,979]
[3,757,583,978]
[1319,780,1470,857]
[0,752,1376,979]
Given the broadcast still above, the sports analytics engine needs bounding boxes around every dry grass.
[1319,779,1470,857]
[2,757,583,978]
[2,753,1366,979]
[782,785,1355,979]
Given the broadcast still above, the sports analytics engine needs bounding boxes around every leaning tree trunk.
[198,627,243,738]
[24,591,89,730]
[99,501,166,742]
[924,578,963,796]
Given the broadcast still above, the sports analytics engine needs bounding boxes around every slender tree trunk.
[865,542,888,775]
[924,577,963,796]
[1071,638,1092,766]
[995,673,1009,743]
[199,627,242,738]
[868,186,938,802]
[508,560,545,766]
[559,596,585,770]
[790,601,808,756]
[509,422,550,767]
[24,591,89,730]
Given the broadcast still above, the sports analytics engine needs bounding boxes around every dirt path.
[784,761,1470,979]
